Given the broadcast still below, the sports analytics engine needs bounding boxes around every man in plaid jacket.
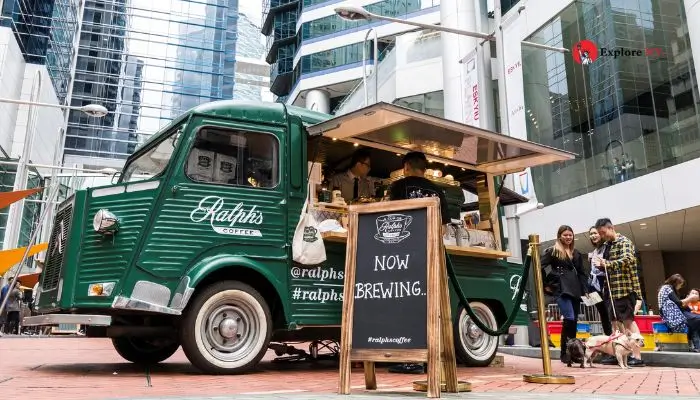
[592,217,645,367]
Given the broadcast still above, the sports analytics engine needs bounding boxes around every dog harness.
[586,332,625,350]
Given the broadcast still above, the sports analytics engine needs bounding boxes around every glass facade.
[501,0,522,15]
[394,91,444,117]
[301,0,328,7]
[263,0,440,99]
[300,0,427,42]
[0,0,80,103]
[63,0,242,163]
[295,42,365,77]
[265,4,297,96]
[522,0,700,206]
[234,13,270,101]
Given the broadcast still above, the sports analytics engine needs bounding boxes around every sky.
[239,0,262,24]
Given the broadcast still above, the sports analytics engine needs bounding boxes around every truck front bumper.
[23,314,112,327]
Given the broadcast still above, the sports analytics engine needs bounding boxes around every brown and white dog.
[583,331,645,369]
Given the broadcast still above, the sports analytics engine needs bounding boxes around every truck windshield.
[122,126,183,183]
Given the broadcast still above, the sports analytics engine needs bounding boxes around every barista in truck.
[329,148,380,203]
[387,151,451,374]
[389,151,450,224]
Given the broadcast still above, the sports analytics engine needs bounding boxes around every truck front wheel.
[112,337,179,365]
[180,280,272,374]
[454,301,499,367]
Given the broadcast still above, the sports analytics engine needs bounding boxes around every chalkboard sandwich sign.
[338,197,459,398]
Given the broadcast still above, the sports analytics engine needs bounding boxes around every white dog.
[583,331,645,369]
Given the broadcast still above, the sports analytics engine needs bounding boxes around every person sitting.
[329,148,379,203]
[657,274,700,352]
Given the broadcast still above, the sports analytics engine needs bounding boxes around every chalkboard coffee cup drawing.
[375,213,413,244]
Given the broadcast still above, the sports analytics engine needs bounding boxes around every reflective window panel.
[522,0,700,206]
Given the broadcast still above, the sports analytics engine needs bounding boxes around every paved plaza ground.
[0,337,698,400]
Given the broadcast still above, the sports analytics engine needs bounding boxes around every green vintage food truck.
[24,101,573,374]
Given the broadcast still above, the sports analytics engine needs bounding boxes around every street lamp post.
[334,5,570,53]
[334,3,567,262]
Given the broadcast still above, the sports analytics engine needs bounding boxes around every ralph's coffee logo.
[303,226,318,243]
[220,161,234,173]
[198,155,212,168]
[374,214,412,244]
[190,196,263,237]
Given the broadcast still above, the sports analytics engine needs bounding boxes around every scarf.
[588,245,606,292]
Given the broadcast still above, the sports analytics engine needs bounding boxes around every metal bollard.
[522,234,575,384]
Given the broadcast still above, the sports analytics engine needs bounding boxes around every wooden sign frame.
[338,197,458,398]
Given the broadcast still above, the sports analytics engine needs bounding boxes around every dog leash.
[599,251,619,322]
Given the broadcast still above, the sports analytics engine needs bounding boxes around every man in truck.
[329,148,380,203]
[387,151,451,374]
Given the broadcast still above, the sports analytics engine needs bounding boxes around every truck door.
[134,117,288,283]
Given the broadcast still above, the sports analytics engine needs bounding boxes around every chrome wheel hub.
[218,317,240,339]
[200,301,260,362]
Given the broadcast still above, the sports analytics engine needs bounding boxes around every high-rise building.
[62,0,243,169]
[0,0,80,102]
[262,0,444,112]
[234,11,271,102]
[0,0,80,249]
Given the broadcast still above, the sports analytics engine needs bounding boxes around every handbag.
[292,192,327,266]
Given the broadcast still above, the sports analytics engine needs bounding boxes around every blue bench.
[653,322,689,352]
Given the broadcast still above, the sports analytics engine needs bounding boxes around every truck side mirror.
[111,171,122,185]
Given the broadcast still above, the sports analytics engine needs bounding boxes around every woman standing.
[541,225,588,363]
[657,274,700,352]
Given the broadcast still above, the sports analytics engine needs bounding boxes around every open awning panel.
[307,103,576,174]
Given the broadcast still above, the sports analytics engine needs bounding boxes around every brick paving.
[1,337,699,400]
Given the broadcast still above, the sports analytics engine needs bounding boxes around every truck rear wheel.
[454,301,499,367]
[180,280,271,374]
[112,337,179,365]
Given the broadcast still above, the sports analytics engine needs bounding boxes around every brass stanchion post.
[523,234,575,384]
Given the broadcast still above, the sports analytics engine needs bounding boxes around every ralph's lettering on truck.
[189,196,264,237]
[290,266,345,304]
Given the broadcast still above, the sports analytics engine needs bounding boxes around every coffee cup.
[376,214,412,239]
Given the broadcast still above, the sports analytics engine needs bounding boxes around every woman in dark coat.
[541,225,588,363]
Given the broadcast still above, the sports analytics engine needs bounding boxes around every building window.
[300,0,433,42]
[122,125,184,183]
[186,128,280,188]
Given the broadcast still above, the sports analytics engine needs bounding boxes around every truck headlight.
[93,209,119,235]
[88,282,115,296]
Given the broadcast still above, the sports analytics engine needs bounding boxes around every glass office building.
[0,0,80,102]
[233,12,269,101]
[522,0,700,206]
[263,0,440,101]
[63,0,242,164]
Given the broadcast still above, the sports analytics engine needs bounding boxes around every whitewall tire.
[180,281,271,374]
[454,301,499,367]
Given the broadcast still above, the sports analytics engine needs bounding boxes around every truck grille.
[42,200,74,291]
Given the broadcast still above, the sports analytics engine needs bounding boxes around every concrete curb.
[498,345,700,368]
